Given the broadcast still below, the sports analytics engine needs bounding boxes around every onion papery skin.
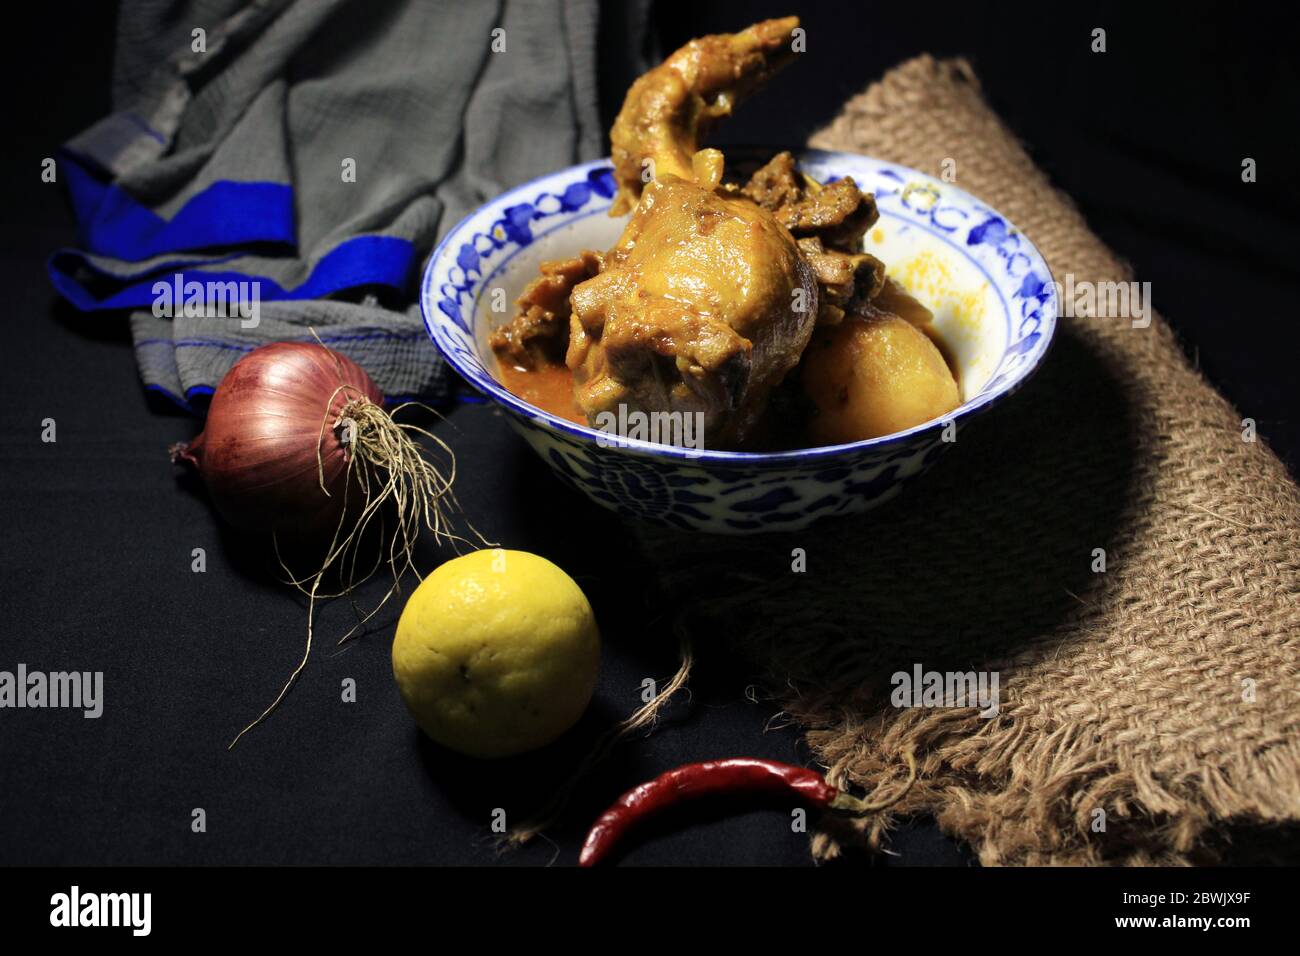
[173,342,384,538]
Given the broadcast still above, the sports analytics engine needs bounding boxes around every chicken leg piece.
[608,16,801,215]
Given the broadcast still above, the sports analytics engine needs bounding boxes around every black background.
[1,0,1296,868]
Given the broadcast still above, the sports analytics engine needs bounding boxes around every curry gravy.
[495,359,587,425]
[494,323,962,449]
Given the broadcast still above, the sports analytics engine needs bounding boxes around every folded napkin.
[53,0,605,410]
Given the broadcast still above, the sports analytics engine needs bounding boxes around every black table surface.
[1,1,1295,866]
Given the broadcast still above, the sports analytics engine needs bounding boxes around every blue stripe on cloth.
[52,149,418,312]
[121,113,168,146]
[144,383,218,415]
[48,234,418,311]
[144,383,199,414]
[61,149,296,258]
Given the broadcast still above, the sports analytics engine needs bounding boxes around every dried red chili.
[579,757,881,866]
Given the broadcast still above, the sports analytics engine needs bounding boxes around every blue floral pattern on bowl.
[421,149,1057,534]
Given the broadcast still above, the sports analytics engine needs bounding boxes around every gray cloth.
[62,0,606,408]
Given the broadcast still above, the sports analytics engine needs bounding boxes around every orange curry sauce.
[495,359,588,425]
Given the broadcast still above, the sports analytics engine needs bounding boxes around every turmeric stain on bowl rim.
[893,250,988,336]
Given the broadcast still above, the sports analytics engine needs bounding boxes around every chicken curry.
[490,16,960,451]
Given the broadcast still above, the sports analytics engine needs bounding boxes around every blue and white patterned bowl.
[421,149,1057,534]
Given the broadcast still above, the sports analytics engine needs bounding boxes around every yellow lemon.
[392,549,600,758]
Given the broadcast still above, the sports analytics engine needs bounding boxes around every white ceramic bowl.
[421,149,1057,533]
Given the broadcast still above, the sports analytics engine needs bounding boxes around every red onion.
[171,342,383,539]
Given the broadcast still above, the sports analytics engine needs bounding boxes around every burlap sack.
[639,57,1300,865]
